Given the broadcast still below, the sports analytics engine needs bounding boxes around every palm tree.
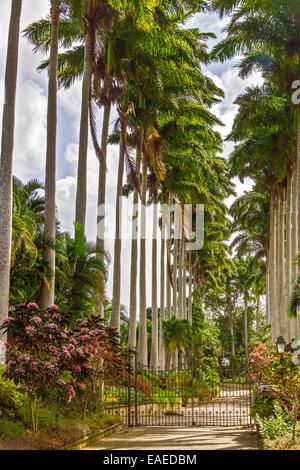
[39,0,61,309]
[10,178,45,305]
[227,83,294,340]
[212,0,300,341]
[55,222,107,317]
[74,0,93,231]
[163,316,188,370]
[0,0,23,344]
[73,0,159,230]
[235,258,253,365]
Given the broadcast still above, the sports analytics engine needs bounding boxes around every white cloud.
[207,67,264,157]
[12,80,47,181]
[58,81,82,121]
[0,0,49,181]
[64,142,79,166]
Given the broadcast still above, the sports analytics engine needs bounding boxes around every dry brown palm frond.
[89,95,106,170]
[146,125,165,180]
[124,146,141,198]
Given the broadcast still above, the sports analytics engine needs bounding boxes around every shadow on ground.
[85,426,262,451]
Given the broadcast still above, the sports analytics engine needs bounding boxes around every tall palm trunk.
[0,0,22,343]
[128,127,142,357]
[111,118,126,331]
[291,160,298,339]
[244,295,249,364]
[160,221,165,369]
[256,296,260,333]
[278,186,286,337]
[172,226,178,369]
[178,235,183,320]
[173,237,178,317]
[188,252,193,323]
[274,190,280,342]
[96,99,111,318]
[39,2,60,309]
[285,171,292,340]
[297,109,300,339]
[150,184,158,370]
[227,296,235,356]
[166,192,172,319]
[138,149,148,368]
[266,252,270,324]
[269,191,277,342]
[183,241,187,319]
[75,13,92,231]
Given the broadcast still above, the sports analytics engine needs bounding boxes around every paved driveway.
[85,426,262,450]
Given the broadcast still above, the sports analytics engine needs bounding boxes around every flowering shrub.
[247,342,273,383]
[247,342,300,443]
[0,303,128,431]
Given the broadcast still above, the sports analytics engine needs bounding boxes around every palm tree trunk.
[178,235,183,320]
[285,171,292,340]
[173,237,178,317]
[166,193,172,319]
[96,99,111,318]
[150,184,158,370]
[160,221,165,369]
[188,251,193,323]
[165,353,171,370]
[244,295,249,364]
[183,240,187,319]
[291,158,298,339]
[297,109,300,340]
[0,0,22,343]
[278,186,286,337]
[111,118,126,331]
[265,248,270,324]
[256,296,260,333]
[269,191,277,342]
[75,14,92,231]
[128,127,142,357]
[138,149,148,368]
[274,189,280,342]
[227,296,235,356]
[39,2,59,309]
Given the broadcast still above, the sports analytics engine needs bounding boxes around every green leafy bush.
[257,401,294,440]
[0,367,24,412]
[250,393,274,419]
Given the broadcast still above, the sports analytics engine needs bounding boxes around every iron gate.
[104,366,253,427]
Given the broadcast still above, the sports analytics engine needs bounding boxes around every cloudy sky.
[0,1,263,311]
